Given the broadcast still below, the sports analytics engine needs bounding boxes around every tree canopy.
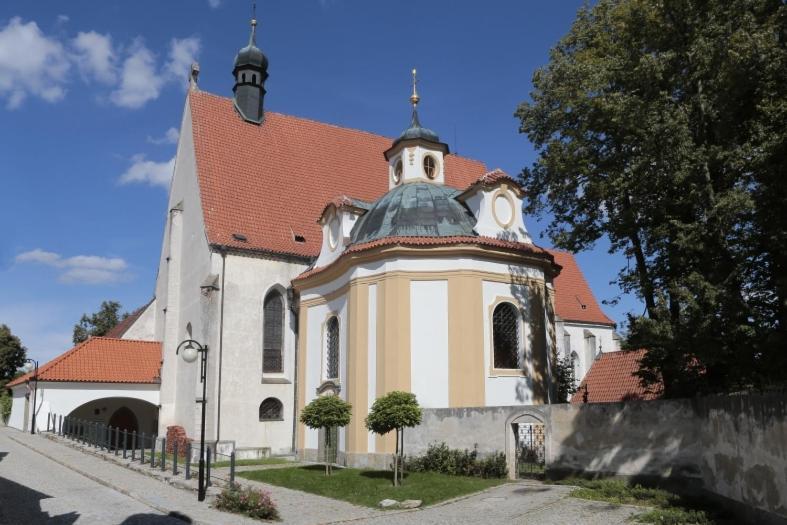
[366,391,422,486]
[73,301,127,344]
[300,394,352,475]
[0,324,26,387]
[516,0,787,397]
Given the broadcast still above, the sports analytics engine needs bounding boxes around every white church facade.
[7,17,620,462]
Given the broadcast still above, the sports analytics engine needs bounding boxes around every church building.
[7,16,620,465]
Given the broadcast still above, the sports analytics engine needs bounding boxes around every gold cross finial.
[410,68,420,108]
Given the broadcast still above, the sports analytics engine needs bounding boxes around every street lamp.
[176,339,208,502]
[23,358,39,435]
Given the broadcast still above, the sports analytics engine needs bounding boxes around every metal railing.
[46,413,236,488]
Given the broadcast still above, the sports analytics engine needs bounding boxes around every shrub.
[637,507,712,525]
[406,442,508,479]
[0,393,11,424]
[214,483,279,521]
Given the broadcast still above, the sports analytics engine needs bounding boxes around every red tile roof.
[6,337,161,387]
[189,90,488,258]
[104,300,152,339]
[571,349,662,403]
[294,235,557,281]
[548,250,615,326]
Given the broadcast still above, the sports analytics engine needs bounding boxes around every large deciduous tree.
[516,0,786,397]
[73,301,127,344]
[0,324,26,387]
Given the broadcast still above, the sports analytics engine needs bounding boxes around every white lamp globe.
[181,344,199,363]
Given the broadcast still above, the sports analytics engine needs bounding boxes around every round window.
[423,155,437,179]
[393,159,403,184]
[328,216,341,249]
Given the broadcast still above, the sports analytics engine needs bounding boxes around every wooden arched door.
[108,406,138,433]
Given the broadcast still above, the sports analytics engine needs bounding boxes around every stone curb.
[7,433,224,525]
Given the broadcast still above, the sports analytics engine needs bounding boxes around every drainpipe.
[216,248,227,442]
[290,287,299,454]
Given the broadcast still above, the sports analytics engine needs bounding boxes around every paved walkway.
[2,426,646,524]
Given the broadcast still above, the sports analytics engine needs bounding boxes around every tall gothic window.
[326,316,339,379]
[493,302,520,369]
[263,290,284,373]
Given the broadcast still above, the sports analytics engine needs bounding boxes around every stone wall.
[405,393,787,525]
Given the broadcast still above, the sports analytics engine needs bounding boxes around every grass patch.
[555,478,731,524]
[213,457,291,468]
[239,465,504,508]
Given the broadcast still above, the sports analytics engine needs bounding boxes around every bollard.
[206,447,212,488]
[230,452,236,485]
[141,432,146,464]
[185,442,191,480]
[58,415,63,436]
[123,430,128,459]
[161,437,166,471]
[173,442,178,476]
[132,431,137,461]
[150,435,156,467]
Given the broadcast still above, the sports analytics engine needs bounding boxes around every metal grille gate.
[516,423,545,479]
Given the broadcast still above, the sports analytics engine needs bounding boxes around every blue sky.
[0,0,643,363]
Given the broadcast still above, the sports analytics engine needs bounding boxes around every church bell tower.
[232,12,268,124]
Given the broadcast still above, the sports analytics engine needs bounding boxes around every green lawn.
[555,478,734,525]
[239,465,504,508]
[213,457,291,468]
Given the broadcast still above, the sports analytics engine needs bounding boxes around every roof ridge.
[189,89,487,167]
[90,336,161,344]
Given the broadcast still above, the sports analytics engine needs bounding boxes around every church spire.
[232,3,269,124]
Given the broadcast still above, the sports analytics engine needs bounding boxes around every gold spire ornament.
[410,68,420,108]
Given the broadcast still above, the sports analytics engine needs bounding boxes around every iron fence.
[46,413,236,490]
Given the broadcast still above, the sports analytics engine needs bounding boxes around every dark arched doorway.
[109,406,139,433]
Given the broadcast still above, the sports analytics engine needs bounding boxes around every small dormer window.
[393,159,403,185]
[423,154,437,179]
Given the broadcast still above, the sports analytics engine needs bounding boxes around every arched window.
[263,290,284,373]
[326,316,339,379]
[242,72,247,82]
[259,397,283,421]
[252,74,257,84]
[493,302,520,369]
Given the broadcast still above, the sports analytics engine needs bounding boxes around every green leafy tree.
[554,356,578,403]
[515,0,787,397]
[365,391,422,486]
[0,324,26,388]
[73,301,127,344]
[299,395,352,476]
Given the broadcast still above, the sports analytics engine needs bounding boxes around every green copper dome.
[234,43,268,70]
[392,109,440,147]
[350,182,477,244]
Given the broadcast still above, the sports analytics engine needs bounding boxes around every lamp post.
[176,339,208,502]
[23,359,39,435]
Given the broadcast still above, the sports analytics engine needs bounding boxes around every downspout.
[290,287,299,454]
[216,248,227,442]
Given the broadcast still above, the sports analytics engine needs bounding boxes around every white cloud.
[72,31,116,83]
[15,249,130,285]
[57,15,70,25]
[147,126,179,145]
[119,154,175,188]
[208,0,222,9]
[165,37,200,82]
[110,40,163,109]
[0,17,70,109]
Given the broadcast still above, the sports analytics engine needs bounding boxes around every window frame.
[323,314,340,381]
[258,397,284,421]
[262,289,285,375]
[488,297,526,377]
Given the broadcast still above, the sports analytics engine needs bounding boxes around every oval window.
[393,159,403,184]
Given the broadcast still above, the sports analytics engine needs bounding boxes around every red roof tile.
[294,235,556,281]
[104,300,152,339]
[571,349,662,403]
[189,90,488,258]
[548,250,615,326]
[6,337,161,387]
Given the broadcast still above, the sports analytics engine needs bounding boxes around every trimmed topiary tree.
[365,391,422,486]
[299,394,352,476]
